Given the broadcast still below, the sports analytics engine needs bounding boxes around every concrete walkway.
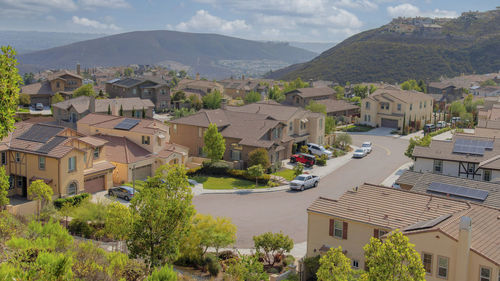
[380,161,413,187]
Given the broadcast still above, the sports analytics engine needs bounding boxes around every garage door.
[381,118,398,129]
[133,165,152,181]
[84,175,105,193]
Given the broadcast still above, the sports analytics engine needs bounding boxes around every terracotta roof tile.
[286,87,336,98]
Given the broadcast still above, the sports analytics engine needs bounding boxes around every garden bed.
[189,175,267,190]
[340,124,373,132]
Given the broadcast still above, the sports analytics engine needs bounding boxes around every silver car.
[361,141,372,153]
[353,148,367,158]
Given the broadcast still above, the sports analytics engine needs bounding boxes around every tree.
[127,164,194,272]
[353,85,368,98]
[172,91,186,102]
[178,70,187,78]
[173,108,196,119]
[51,93,65,105]
[336,133,352,150]
[0,46,22,139]
[0,167,9,209]
[146,265,177,281]
[317,247,353,281]
[244,91,261,104]
[248,148,271,169]
[202,90,223,109]
[131,107,136,117]
[23,72,35,85]
[305,100,327,115]
[325,116,336,135]
[363,230,425,281]
[123,67,134,77]
[73,84,96,98]
[400,79,423,92]
[188,94,202,110]
[333,86,345,99]
[188,214,237,259]
[480,79,497,87]
[107,104,111,115]
[105,202,132,251]
[268,85,285,103]
[203,123,226,162]
[247,164,264,187]
[119,105,124,116]
[449,101,466,117]
[253,231,293,266]
[293,163,304,177]
[225,255,268,281]
[28,180,53,220]
[369,84,378,94]
[417,80,427,93]
[18,93,30,106]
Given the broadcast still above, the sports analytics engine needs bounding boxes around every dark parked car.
[290,153,316,167]
[108,186,137,201]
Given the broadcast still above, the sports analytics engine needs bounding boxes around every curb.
[199,184,291,195]
[380,161,413,187]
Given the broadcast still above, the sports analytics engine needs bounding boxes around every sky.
[0,0,496,43]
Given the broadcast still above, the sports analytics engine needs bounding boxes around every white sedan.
[353,148,368,158]
[361,141,372,153]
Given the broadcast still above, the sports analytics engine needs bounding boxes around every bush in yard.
[185,166,202,176]
[248,148,271,169]
[146,265,177,281]
[225,255,268,281]
[315,155,327,166]
[68,218,94,238]
[293,163,304,177]
[227,169,271,185]
[201,161,229,175]
[205,253,221,276]
[303,255,321,281]
[336,133,352,150]
[247,165,264,187]
[218,250,237,261]
[53,193,90,209]
[18,93,30,106]
[253,231,294,266]
[300,145,309,154]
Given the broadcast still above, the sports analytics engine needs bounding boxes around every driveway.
[29,106,52,115]
[193,134,410,247]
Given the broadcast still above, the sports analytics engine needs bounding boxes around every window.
[142,136,150,145]
[424,101,427,108]
[17,176,23,187]
[132,88,137,95]
[467,163,476,174]
[437,256,448,278]
[67,182,77,195]
[289,122,293,132]
[483,170,492,181]
[231,150,241,161]
[199,127,203,137]
[368,115,371,122]
[15,152,21,163]
[329,220,345,239]
[56,81,60,88]
[319,118,323,129]
[93,147,100,159]
[352,260,359,269]
[1,151,6,165]
[38,156,45,170]
[397,104,402,111]
[365,102,370,109]
[422,253,433,274]
[68,156,76,172]
[433,160,443,174]
[84,152,87,164]
[480,267,491,281]
[134,111,141,118]
[410,104,413,111]
[373,229,387,239]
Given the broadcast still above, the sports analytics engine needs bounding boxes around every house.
[427,82,461,103]
[20,70,83,106]
[395,170,500,208]
[306,184,499,281]
[0,122,115,215]
[315,99,360,123]
[360,87,433,130]
[175,78,224,98]
[52,96,155,125]
[218,77,278,99]
[412,134,500,182]
[169,109,294,167]
[284,87,336,107]
[226,100,325,149]
[105,77,170,111]
[77,114,186,185]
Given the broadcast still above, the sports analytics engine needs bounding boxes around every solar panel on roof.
[428,182,489,201]
[404,214,452,232]
[114,118,140,131]
[37,136,67,154]
[17,124,64,143]
[452,137,494,155]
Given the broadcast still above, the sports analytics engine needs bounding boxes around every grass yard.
[189,175,264,190]
[272,168,296,181]
[123,180,147,190]
[341,124,374,132]
[17,107,29,113]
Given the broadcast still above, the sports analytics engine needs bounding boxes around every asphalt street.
[193,134,410,248]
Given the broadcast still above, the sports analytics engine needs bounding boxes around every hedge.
[227,169,270,185]
[54,193,90,209]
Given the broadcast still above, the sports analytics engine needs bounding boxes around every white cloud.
[72,16,120,30]
[335,0,377,10]
[78,0,130,9]
[387,3,457,18]
[172,10,250,34]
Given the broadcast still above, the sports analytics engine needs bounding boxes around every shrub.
[53,193,90,209]
[315,155,327,166]
[248,148,271,169]
[201,161,229,175]
[267,181,280,188]
[300,145,309,153]
[268,267,280,274]
[227,169,270,185]
[186,166,202,176]
[68,218,94,238]
[303,255,321,281]
[204,254,220,276]
[18,93,31,106]
[283,255,295,267]
[218,250,236,261]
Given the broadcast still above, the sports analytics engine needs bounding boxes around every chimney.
[89,96,96,113]
[111,100,119,116]
[455,216,472,281]
[76,63,81,75]
[196,73,200,80]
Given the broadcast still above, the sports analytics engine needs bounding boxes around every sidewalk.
[209,241,307,258]
[380,161,413,187]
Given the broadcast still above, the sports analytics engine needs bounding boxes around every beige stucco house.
[284,87,336,107]
[20,70,83,106]
[360,87,434,130]
[306,184,499,281]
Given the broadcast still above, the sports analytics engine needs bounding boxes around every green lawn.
[272,168,296,181]
[17,107,29,113]
[189,176,264,190]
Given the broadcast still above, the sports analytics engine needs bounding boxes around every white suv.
[307,143,333,158]
[361,141,372,153]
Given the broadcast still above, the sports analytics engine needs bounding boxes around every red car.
[290,153,315,167]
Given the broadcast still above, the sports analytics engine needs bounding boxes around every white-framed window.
[38,156,45,170]
[132,88,137,95]
[289,122,293,132]
[480,267,491,281]
[424,101,427,108]
[352,260,359,269]
[365,102,370,109]
[397,104,402,111]
[67,182,77,195]
[68,156,76,172]
[84,152,87,164]
[334,220,343,238]
[1,151,6,165]
[483,170,491,181]
[422,253,433,275]
[93,147,100,159]
[231,150,241,161]
[15,152,21,163]
[142,136,150,145]
[433,160,443,174]
[467,163,476,174]
[437,256,448,279]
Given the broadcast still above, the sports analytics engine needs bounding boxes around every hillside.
[17,30,316,79]
[267,9,500,84]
